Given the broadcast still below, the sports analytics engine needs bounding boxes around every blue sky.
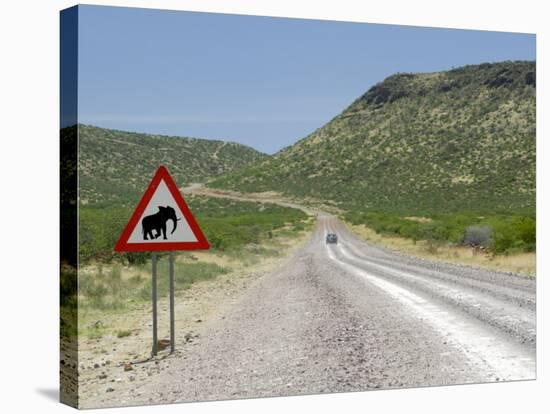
[73,5,535,154]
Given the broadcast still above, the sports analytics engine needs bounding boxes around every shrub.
[490,216,536,253]
[125,252,148,265]
[463,225,492,247]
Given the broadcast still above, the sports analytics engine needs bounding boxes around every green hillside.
[209,61,536,215]
[74,124,266,205]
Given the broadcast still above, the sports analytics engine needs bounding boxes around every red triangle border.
[114,165,210,252]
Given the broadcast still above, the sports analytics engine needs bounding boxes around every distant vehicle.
[326,232,338,244]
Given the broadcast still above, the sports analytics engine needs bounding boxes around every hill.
[209,61,536,215]
[73,124,266,205]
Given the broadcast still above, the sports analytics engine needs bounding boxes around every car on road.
[326,232,338,244]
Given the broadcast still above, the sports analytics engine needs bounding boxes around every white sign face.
[126,180,199,244]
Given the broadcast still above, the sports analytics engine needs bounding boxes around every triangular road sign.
[115,165,210,252]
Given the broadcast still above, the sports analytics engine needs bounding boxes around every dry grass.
[76,224,313,340]
[349,223,536,277]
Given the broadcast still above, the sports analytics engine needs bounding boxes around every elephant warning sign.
[114,165,209,252]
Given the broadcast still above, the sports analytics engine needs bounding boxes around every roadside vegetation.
[61,195,311,338]
[348,222,535,276]
[343,210,535,256]
[72,258,230,339]
[79,195,308,264]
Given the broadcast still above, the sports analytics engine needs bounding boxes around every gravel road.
[87,216,536,408]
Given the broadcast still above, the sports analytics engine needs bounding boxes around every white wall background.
[0,0,547,413]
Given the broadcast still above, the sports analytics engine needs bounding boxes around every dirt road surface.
[85,215,535,408]
[182,183,331,215]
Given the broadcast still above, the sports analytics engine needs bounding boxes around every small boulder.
[157,339,170,351]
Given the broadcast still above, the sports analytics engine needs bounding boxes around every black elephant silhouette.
[142,206,181,240]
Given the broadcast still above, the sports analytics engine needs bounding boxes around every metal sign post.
[169,252,175,354]
[151,253,158,356]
